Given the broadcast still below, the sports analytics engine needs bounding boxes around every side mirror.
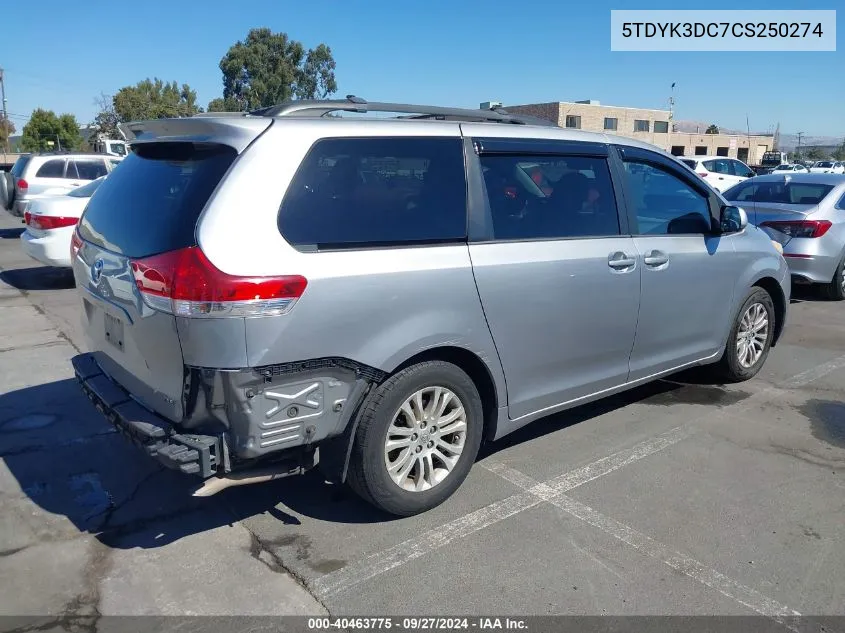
[721,205,748,233]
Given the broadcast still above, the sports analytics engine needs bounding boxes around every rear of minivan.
[70,116,496,499]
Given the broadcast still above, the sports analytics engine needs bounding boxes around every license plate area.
[104,312,124,351]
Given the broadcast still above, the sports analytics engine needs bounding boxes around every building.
[502,100,775,165]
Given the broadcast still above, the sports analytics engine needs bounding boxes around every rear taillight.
[697,172,708,178]
[760,220,832,239]
[130,246,307,318]
[25,214,79,230]
[70,230,83,261]
[17,179,28,194]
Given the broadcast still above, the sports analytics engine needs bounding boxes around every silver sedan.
[723,173,845,299]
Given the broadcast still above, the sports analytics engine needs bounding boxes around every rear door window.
[479,154,620,240]
[35,159,66,178]
[279,137,467,249]
[78,142,237,258]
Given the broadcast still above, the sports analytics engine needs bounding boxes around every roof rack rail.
[249,95,557,126]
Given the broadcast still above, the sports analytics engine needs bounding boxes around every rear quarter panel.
[194,119,508,400]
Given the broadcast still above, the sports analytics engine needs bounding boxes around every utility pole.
[796,131,804,162]
[667,82,676,153]
[0,67,9,153]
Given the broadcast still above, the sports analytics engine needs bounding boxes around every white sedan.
[20,177,104,268]
[772,163,810,174]
[809,161,845,174]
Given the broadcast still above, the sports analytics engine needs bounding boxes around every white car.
[20,177,105,268]
[679,156,756,192]
[772,163,810,174]
[809,161,845,174]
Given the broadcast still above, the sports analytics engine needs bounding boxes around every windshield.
[816,162,833,168]
[724,180,834,205]
[68,176,105,198]
[108,143,127,157]
[774,165,792,171]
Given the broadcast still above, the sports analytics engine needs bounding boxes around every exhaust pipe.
[191,464,307,497]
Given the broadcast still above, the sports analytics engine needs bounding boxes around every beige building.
[501,100,774,165]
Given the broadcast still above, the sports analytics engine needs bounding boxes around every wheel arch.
[752,276,786,346]
[393,346,501,442]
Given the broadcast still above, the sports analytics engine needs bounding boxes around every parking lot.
[0,209,843,626]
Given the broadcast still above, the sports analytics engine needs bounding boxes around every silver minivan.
[70,99,789,516]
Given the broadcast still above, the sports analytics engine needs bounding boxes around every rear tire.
[821,256,845,301]
[347,361,483,516]
[715,287,775,382]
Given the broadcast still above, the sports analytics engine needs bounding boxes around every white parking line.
[482,460,802,627]
[311,353,845,603]
[312,427,690,598]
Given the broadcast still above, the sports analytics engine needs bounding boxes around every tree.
[832,141,845,162]
[805,147,827,161]
[705,124,719,134]
[20,109,84,152]
[90,92,122,140]
[113,78,202,122]
[216,28,337,111]
[0,114,14,151]
[207,96,242,112]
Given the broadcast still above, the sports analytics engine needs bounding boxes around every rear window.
[78,142,236,258]
[816,162,833,168]
[279,137,467,249]
[724,181,834,205]
[680,159,697,170]
[11,156,31,178]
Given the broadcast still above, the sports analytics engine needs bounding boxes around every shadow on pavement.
[0,227,25,239]
[1,368,748,550]
[0,266,75,291]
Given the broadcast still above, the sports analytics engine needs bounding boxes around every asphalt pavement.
[0,211,843,630]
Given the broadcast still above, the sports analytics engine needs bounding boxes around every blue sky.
[2,0,843,137]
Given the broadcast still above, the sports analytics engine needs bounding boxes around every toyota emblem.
[91,258,104,284]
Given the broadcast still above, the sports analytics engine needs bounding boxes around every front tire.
[821,256,845,301]
[716,287,775,382]
[347,361,483,516]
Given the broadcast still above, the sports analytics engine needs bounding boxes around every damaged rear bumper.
[71,353,380,483]
[73,353,228,478]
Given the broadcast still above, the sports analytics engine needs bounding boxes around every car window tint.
[478,154,619,240]
[680,159,697,170]
[714,159,733,175]
[622,161,712,235]
[751,182,834,205]
[65,161,79,179]
[730,160,751,177]
[35,159,65,178]
[723,181,757,202]
[279,137,467,249]
[702,160,717,172]
[78,143,237,258]
[74,160,108,180]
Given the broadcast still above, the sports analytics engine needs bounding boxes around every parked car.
[772,163,810,174]
[723,173,845,299]
[70,99,789,516]
[1,153,123,218]
[20,177,106,268]
[809,161,845,175]
[679,156,756,192]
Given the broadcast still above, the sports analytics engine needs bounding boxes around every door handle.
[643,250,669,267]
[608,251,636,270]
